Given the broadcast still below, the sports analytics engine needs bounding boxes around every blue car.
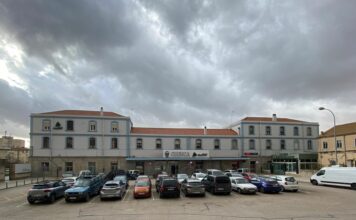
[250,176,282,193]
[65,175,104,202]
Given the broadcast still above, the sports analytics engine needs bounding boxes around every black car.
[202,175,231,195]
[155,174,169,192]
[27,180,68,204]
[158,178,180,198]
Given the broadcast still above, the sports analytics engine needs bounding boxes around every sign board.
[243,152,259,157]
[163,150,209,158]
[15,163,31,174]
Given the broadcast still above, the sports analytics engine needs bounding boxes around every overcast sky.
[1,0,356,147]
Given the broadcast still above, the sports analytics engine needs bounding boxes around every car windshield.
[286,177,296,182]
[196,173,206,178]
[163,180,178,186]
[237,179,249,184]
[74,179,90,187]
[105,183,119,187]
[114,176,126,182]
[216,177,229,183]
[32,184,51,189]
[136,181,149,187]
[177,174,188,179]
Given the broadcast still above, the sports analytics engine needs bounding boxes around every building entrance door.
[171,164,179,176]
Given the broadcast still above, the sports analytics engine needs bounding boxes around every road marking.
[3,196,11,201]
[152,191,155,200]
[122,188,129,201]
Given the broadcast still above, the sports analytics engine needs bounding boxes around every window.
[174,139,181,149]
[156,139,162,149]
[111,162,118,171]
[280,126,285,136]
[42,120,51,131]
[231,139,238,150]
[307,127,312,136]
[89,121,97,132]
[307,140,313,150]
[111,138,118,149]
[280,140,286,150]
[111,122,119,133]
[337,140,342,148]
[249,139,255,150]
[65,162,73,172]
[89,137,96,149]
[265,126,271,135]
[266,140,272,150]
[214,139,220,150]
[66,137,73,149]
[293,127,299,136]
[249,126,255,135]
[294,140,300,150]
[42,137,50,148]
[323,142,328,149]
[88,162,96,174]
[196,139,202,149]
[66,120,74,131]
[41,162,49,172]
[136,138,143,149]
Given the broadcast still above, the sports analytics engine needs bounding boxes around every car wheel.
[49,194,55,203]
[293,189,298,192]
[260,187,265,193]
[85,193,90,202]
[237,188,242,194]
[351,183,356,190]
[311,180,318,185]
[159,194,163,199]
[281,186,285,192]
[27,199,35,204]
[65,198,70,203]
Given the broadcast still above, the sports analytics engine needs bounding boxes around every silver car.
[27,180,68,204]
[100,181,126,200]
[181,178,205,196]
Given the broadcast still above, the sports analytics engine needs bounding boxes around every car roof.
[230,177,245,180]
[105,181,120,184]
[186,178,202,182]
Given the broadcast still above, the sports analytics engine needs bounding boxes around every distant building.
[0,136,29,163]
[318,122,356,167]
[230,114,319,173]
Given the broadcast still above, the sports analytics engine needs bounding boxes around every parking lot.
[0,181,356,220]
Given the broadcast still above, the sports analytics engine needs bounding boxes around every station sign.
[163,150,209,158]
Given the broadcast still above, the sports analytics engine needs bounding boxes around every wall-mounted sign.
[163,150,209,158]
[243,152,259,157]
[15,163,31,174]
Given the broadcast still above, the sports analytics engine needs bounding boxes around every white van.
[310,167,356,189]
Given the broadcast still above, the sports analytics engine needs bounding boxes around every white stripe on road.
[16,202,27,208]
[122,188,129,201]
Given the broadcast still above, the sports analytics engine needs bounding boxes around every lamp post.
[319,107,337,165]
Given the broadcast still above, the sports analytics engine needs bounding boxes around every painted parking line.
[122,188,130,201]
[152,191,155,200]
[16,201,28,208]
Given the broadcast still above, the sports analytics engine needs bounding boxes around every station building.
[30,110,319,177]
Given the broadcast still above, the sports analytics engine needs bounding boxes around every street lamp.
[319,107,337,165]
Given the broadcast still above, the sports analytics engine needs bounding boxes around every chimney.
[100,107,104,116]
[272,113,277,122]
[204,126,207,135]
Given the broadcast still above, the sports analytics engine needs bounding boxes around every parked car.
[155,174,169,192]
[270,175,299,192]
[100,180,126,200]
[127,170,140,180]
[241,172,257,182]
[250,176,282,193]
[201,175,231,195]
[225,171,243,178]
[27,180,68,204]
[310,167,356,189]
[230,177,257,194]
[206,169,224,176]
[180,178,205,197]
[113,175,129,189]
[78,170,92,177]
[62,171,75,178]
[61,177,78,187]
[134,179,151,199]
[64,175,104,202]
[237,168,250,173]
[136,175,150,183]
[191,172,207,181]
[177,173,189,184]
[158,178,180,198]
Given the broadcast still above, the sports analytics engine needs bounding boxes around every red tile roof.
[131,127,237,136]
[241,117,304,123]
[320,122,356,137]
[39,110,125,117]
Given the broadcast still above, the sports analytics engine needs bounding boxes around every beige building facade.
[0,136,29,163]
[318,122,356,167]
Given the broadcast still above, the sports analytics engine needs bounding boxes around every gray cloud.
[0,0,356,144]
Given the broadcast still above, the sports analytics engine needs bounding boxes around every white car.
[191,173,207,181]
[177,173,189,184]
[270,175,299,192]
[230,177,257,194]
[61,177,78,187]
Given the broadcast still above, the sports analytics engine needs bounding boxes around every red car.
[241,172,257,182]
[133,180,151,199]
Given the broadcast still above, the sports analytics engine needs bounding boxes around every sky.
[1,0,356,147]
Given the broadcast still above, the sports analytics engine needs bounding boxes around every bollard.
[6,182,8,189]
